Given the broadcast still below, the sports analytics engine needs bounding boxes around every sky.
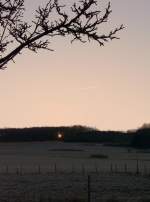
[0,0,150,131]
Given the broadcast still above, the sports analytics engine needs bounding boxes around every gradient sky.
[0,0,150,131]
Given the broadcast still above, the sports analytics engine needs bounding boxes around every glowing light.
[57,133,63,140]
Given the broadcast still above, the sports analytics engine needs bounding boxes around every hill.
[0,125,150,148]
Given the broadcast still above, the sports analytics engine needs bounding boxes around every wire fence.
[0,160,150,176]
[0,161,150,201]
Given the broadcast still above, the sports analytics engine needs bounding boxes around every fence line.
[0,161,150,176]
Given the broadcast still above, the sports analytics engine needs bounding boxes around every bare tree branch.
[0,0,124,69]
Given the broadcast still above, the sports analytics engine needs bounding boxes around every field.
[0,141,150,201]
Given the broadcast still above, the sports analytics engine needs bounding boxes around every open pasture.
[0,141,150,174]
[0,142,150,201]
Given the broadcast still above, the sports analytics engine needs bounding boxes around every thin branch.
[0,0,124,69]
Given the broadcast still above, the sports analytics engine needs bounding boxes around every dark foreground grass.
[3,197,150,202]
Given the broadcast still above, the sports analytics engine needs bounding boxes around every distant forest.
[0,125,150,148]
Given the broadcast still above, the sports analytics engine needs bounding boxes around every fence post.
[136,159,139,175]
[38,165,41,174]
[115,164,118,173]
[20,165,22,175]
[82,164,85,175]
[124,163,127,174]
[88,175,91,202]
[110,163,113,173]
[95,164,98,174]
[49,164,52,174]
[144,164,147,176]
[72,164,74,174]
[16,167,19,175]
[6,165,8,174]
[54,163,57,173]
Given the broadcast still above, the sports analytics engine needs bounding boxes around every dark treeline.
[0,125,93,142]
[64,130,130,146]
[0,125,150,148]
[131,128,150,148]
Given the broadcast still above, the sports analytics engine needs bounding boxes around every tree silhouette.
[0,0,124,69]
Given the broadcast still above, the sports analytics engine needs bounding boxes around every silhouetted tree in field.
[131,128,150,148]
[0,0,124,69]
